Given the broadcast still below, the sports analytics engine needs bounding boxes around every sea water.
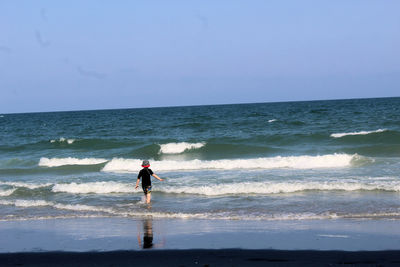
[1,97,400,221]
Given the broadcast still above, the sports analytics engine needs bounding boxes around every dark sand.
[1,249,400,266]
[2,218,400,266]
[2,218,400,252]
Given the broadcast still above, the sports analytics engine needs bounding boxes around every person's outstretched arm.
[135,178,140,189]
[152,174,164,181]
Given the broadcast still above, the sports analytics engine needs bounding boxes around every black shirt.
[138,168,154,187]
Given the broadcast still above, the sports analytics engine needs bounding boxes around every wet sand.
[2,249,400,266]
[1,217,400,266]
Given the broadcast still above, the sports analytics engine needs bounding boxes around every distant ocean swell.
[2,129,400,155]
[0,138,141,152]
[36,154,367,172]
[0,141,207,155]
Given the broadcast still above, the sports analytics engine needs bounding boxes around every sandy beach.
[1,217,400,266]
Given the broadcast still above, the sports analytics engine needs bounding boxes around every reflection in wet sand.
[137,218,164,249]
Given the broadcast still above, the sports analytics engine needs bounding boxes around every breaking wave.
[14,200,52,207]
[159,180,400,196]
[39,157,108,167]
[330,129,387,138]
[0,200,53,207]
[159,142,205,154]
[0,181,52,189]
[3,176,398,196]
[52,182,134,194]
[50,137,75,144]
[102,154,364,173]
[2,199,400,221]
[0,189,16,197]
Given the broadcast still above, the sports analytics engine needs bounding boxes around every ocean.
[1,97,400,222]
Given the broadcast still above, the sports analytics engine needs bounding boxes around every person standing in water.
[135,160,164,204]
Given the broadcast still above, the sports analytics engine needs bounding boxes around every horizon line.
[1,95,399,115]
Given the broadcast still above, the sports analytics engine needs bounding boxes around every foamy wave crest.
[159,142,205,154]
[268,119,277,123]
[330,129,386,138]
[39,157,108,167]
[159,180,400,196]
[61,208,400,221]
[53,203,115,214]
[0,181,52,189]
[14,200,53,207]
[52,182,134,194]
[0,189,16,196]
[0,200,13,206]
[102,154,359,173]
[0,215,112,222]
[50,137,75,144]
[3,210,400,222]
[101,158,141,173]
[0,199,54,208]
[0,200,115,214]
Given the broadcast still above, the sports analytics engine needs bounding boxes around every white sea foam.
[53,203,116,214]
[318,234,349,238]
[0,189,16,196]
[14,200,53,207]
[50,137,75,144]
[39,157,108,167]
[52,182,134,194]
[330,129,386,138]
[0,211,347,221]
[1,198,400,221]
[42,178,400,196]
[0,181,52,189]
[0,215,110,222]
[102,154,359,173]
[0,200,13,206]
[159,180,400,196]
[0,200,114,214]
[268,119,277,123]
[3,211,400,222]
[101,158,140,173]
[159,142,205,154]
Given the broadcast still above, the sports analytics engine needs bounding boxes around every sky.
[1,0,399,113]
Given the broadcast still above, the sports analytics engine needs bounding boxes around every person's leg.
[146,193,151,204]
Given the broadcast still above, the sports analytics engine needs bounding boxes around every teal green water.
[1,97,400,221]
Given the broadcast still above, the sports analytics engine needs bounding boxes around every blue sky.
[1,1,399,113]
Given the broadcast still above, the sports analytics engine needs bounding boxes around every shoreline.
[1,217,400,266]
[1,217,400,252]
[2,249,400,266]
